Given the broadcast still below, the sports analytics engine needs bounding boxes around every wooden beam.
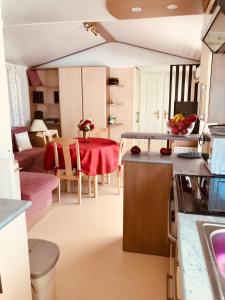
[93,22,116,43]
[204,0,217,13]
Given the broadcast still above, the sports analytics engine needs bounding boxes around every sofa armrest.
[28,132,45,147]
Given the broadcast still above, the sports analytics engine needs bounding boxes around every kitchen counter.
[121,132,201,141]
[177,213,225,300]
[0,198,31,230]
[122,152,211,176]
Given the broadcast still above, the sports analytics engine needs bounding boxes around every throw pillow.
[15,131,32,152]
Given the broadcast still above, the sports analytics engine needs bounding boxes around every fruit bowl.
[167,114,197,136]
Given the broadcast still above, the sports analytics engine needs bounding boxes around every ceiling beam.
[93,22,116,42]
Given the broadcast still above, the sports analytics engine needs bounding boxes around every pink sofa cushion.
[20,172,59,199]
[11,127,28,152]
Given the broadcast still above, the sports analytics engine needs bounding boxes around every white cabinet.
[198,43,212,120]
[59,67,108,137]
[0,213,32,300]
[199,44,225,123]
[208,54,225,123]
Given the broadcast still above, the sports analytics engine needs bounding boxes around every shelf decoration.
[107,77,119,85]
[108,115,116,125]
[78,118,95,143]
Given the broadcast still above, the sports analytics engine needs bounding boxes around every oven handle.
[168,198,177,244]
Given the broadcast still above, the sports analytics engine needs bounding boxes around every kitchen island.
[122,151,210,258]
[122,149,214,299]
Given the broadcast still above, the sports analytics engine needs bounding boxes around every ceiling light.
[167,4,178,10]
[83,22,98,36]
[131,7,142,13]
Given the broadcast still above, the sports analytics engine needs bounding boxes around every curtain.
[6,63,30,127]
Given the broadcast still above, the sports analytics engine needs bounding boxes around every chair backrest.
[118,138,126,167]
[53,137,81,177]
[43,129,59,145]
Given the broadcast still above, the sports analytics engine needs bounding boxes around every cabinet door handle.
[0,273,3,294]
[154,110,159,119]
[166,273,173,300]
[164,110,169,119]
[136,112,140,123]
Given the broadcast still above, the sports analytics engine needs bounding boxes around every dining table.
[44,137,119,177]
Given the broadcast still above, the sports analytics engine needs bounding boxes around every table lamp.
[30,119,48,133]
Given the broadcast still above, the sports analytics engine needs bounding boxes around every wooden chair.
[53,137,83,204]
[91,138,126,197]
[42,129,59,145]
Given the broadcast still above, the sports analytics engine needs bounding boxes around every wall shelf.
[108,123,124,127]
[107,102,124,106]
[31,103,59,106]
[107,85,124,88]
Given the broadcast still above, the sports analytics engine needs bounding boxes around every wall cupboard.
[58,67,82,137]
[199,45,225,123]
[59,66,108,137]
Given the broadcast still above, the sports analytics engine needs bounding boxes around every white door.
[139,73,167,151]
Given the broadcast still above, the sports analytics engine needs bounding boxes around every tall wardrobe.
[59,67,108,137]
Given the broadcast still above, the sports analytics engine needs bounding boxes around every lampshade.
[30,119,48,132]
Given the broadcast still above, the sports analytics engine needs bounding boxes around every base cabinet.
[123,161,173,257]
[0,213,32,300]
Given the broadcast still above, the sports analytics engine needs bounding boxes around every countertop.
[122,152,211,176]
[0,198,31,230]
[177,213,225,300]
[121,132,201,141]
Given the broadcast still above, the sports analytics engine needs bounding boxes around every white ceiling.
[102,15,204,61]
[1,0,204,67]
[2,0,114,25]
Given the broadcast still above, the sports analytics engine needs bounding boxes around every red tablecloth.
[44,137,119,176]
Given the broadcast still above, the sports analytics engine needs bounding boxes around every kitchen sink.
[197,221,225,300]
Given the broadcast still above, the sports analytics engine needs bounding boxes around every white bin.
[28,239,60,300]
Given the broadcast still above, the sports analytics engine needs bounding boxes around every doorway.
[139,69,170,151]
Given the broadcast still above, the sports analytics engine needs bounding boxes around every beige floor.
[28,175,169,300]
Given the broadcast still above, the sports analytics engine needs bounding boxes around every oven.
[175,174,225,216]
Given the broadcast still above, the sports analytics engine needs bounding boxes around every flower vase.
[82,131,90,143]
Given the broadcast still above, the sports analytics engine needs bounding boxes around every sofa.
[11,127,46,173]
[12,127,59,228]
[20,171,59,229]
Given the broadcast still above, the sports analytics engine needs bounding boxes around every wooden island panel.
[123,161,173,257]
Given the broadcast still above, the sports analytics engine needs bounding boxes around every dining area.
[43,119,125,204]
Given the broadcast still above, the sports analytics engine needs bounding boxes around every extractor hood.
[202,0,225,53]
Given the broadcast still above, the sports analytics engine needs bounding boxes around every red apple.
[167,119,175,128]
[172,127,179,135]
[189,114,198,123]
[177,121,185,130]
[130,145,141,155]
[184,118,192,128]
[181,128,188,135]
